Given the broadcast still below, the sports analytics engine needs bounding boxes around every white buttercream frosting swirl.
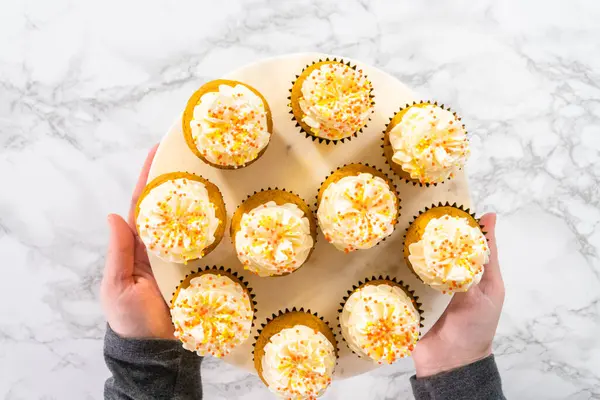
[191,83,270,167]
[299,63,373,140]
[389,104,469,184]
[341,283,420,364]
[317,172,397,252]
[235,201,313,277]
[408,215,490,293]
[137,177,220,263]
[171,273,253,357]
[261,325,335,399]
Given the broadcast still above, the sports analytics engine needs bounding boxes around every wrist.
[104,324,200,365]
[107,323,177,343]
[413,344,492,378]
[107,320,175,340]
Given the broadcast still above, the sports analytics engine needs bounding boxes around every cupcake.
[340,277,421,364]
[290,59,374,143]
[135,172,226,263]
[404,203,490,293]
[317,164,399,253]
[383,101,469,185]
[170,267,255,357]
[182,79,273,169]
[254,309,337,399]
[231,189,317,277]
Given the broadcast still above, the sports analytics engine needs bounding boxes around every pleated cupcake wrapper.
[314,163,402,248]
[230,187,318,277]
[288,57,375,145]
[251,307,340,360]
[381,100,466,187]
[403,202,486,284]
[136,171,227,263]
[170,265,258,328]
[337,275,424,360]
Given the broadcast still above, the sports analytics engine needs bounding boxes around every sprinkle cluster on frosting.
[171,274,253,358]
[409,215,490,293]
[261,325,335,400]
[317,173,396,252]
[299,63,373,140]
[137,178,220,263]
[191,84,270,167]
[341,284,420,364]
[235,202,313,277]
[389,104,469,184]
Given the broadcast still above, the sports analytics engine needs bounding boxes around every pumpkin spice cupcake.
[404,203,490,293]
[135,172,226,263]
[383,101,469,185]
[317,164,399,253]
[183,79,273,169]
[231,189,317,277]
[254,309,337,399]
[290,59,374,143]
[339,277,421,364]
[170,267,255,357]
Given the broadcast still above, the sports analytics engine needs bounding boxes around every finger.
[479,213,503,291]
[104,214,135,286]
[128,144,159,229]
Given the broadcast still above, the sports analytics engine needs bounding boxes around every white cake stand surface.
[148,53,471,379]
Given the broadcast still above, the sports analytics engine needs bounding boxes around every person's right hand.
[412,213,505,377]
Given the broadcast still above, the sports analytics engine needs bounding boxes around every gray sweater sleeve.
[410,355,505,400]
[104,324,203,400]
[104,323,503,400]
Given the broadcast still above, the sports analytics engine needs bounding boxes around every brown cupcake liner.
[170,265,258,328]
[230,187,318,277]
[314,163,401,248]
[402,202,485,282]
[135,172,227,262]
[288,57,375,145]
[252,308,339,385]
[182,79,273,169]
[337,275,424,360]
[382,100,466,187]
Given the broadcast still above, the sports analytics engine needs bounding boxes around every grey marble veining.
[1,0,599,399]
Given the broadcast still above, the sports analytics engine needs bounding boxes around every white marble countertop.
[1,0,599,399]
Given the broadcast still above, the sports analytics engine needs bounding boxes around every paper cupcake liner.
[135,172,227,261]
[230,187,318,277]
[337,275,424,360]
[252,308,339,383]
[288,57,375,145]
[381,100,466,187]
[182,79,273,169]
[403,202,485,283]
[314,163,401,248]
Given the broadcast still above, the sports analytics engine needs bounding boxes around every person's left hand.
[100,144,175,339]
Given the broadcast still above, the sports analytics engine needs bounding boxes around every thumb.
[478,213,504,298]
[104,214,135,286]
